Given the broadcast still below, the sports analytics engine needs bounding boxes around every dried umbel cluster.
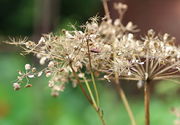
[111,30,180,82]
[7,2,180,125]
[9,2,180,96]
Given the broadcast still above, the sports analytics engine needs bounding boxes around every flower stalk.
[7,1,180,125]
[114,72,137,125]
[83,76,107,125]
[102,0,110,19]
[87,40,100,106]
[70,63,107,125]
[144,81,150,125]
[69,62,92,104]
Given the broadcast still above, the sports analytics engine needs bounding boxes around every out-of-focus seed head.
[13,83,21,91]
[25,84,32,88]
[51,91,59,97]
[48,61,54,68]
[25,64,31,70]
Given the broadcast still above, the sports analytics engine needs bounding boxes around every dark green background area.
[0,0,101,36]
[0,0,179,125]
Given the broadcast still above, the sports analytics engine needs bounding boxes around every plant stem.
[69,63,92,104]
[83,76,107,125]
[112,18,136,125]
[144,81,150,125]
[86,40,100,106]
[69,62,107,125]
[114,73,137,125]
[83,77,98,108]
[102,0,136,123]
[102,0,110,19]
[97,109,107,125]
[91,72,100,106]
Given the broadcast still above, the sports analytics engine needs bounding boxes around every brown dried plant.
[6,0,180,125]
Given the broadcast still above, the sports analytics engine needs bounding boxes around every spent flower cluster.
[8,2,180,95]
[7,2,180,125]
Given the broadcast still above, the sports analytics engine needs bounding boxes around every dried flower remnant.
[25,64,31,70]
[6,2,139,125]
[6,1,180,125]
[103,29,180,82]
[8,14,137,94]
[111,30,180,125]
[13,83,21,90]
[25,84,32,88]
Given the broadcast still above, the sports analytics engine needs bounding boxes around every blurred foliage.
[56,0,101,31]
[155,80,180,98]
[0,0,180,125]
[0,0,101,36]
[0,0,33,36]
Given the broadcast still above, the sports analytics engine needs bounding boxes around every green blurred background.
[0,0,180,125]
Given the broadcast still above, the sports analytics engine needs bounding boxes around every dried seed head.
[25,64,31,70]
[46,71,51,77]
[28,74,34,78]
[18,71,22,75]
[37,71,43,77]
[48,81,55,88]
[53,84,65,92]
[48,61,54,68]
[104,75,110,82]
[25,41,35,48]
[25,84,32,88]
[38,37,45,44]
[78,73,84,78]
[40,57,47,65]
[13,83,21,90]
[51,91,59,97]
[32,67,36,72]
[8,2,180,97]
[17,76,23,81]
[128,71,132,76]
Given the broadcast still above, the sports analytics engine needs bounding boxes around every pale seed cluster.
[9,2,180,96]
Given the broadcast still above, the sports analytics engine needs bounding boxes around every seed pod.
[25,84,32,88]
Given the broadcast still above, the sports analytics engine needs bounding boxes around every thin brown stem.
[114,74,137,125]
[97,110,107,125]
[87,40,100,106]
[70,62,107,125]
[155,61,180,76]
[102,0,110,19]
[144,81,150,125]
[153,75,180,80]
[145,54,149,74]
[83,76,107,125]
[112,29,136,125]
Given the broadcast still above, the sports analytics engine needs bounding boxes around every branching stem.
[70,63,92,104]
[83,76,107,125]
[69,62,107,125]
